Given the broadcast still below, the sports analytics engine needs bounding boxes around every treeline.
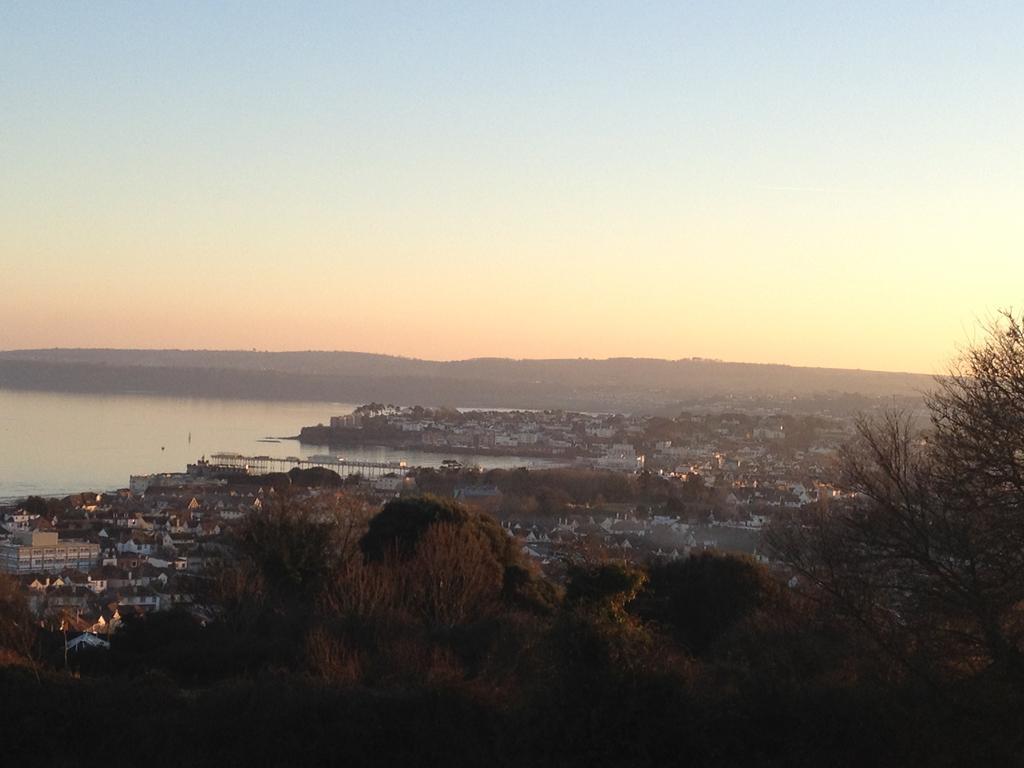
[3,492,1023,765]
[416,466,718,517]
[0,352,930,413]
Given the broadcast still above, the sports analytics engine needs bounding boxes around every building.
[0,531,101,574]
[330,413,364,429]
[595,444,645,472]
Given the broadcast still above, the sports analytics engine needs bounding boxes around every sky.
[1,2,1022,374]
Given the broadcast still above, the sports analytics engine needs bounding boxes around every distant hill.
[0,348,934,413]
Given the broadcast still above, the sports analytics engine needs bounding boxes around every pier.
[208,452,413,479]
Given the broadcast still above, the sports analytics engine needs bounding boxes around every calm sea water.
[0,389,560,501]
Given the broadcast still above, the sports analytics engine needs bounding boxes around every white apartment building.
[0,531,101,574]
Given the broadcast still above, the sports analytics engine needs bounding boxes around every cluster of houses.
[0,481,272,635]
[507,510,768,575]
[315,405,862,478]
[634,412,857,517]
[496,480,839,576]
[317,406,650,467]
[445,412,861,576]
[0,465,429,644]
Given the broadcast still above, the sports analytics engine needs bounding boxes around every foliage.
[635,552,770,655]
[769,310,1024,682]
[237,491,369,603]
[501,563,562,615]
[0,574,36,666]
[565,562,647,616]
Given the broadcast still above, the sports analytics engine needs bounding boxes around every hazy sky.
[2,2,1021,373]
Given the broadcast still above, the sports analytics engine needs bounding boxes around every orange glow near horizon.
[3,4,1022,375]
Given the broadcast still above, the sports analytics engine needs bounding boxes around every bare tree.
[769,312,1024,681]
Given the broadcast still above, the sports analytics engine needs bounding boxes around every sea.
[0,389,563,502]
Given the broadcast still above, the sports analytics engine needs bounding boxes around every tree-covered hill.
[0,348,931,412]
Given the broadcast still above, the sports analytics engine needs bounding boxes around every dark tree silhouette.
[769,311,1024,681]
[360,495,513,567]
[636,552,770,655]
[0,574,36,666]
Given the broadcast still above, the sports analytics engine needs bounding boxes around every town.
[0,401,869,650]
[300,401,864,470]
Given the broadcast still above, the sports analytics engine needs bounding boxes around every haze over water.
[0,389,554,500]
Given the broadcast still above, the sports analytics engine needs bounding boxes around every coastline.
[299,434,587,463]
